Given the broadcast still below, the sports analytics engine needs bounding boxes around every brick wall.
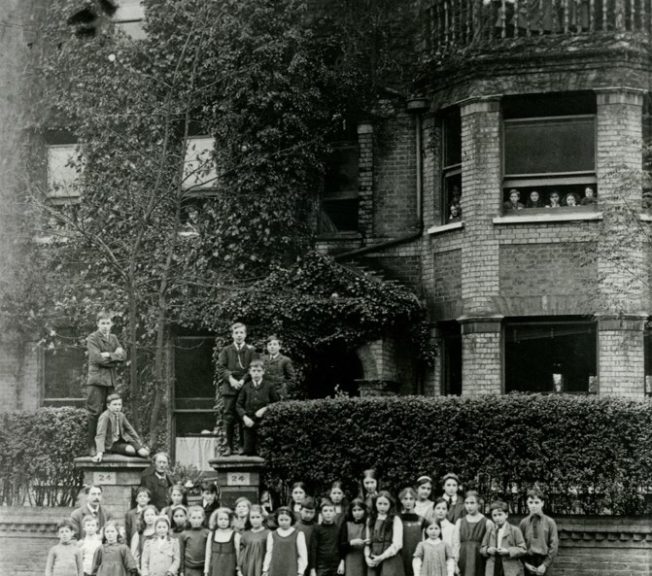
[461,318,502,395]
[373,105,418,237]
[0,507,74,576]
[431,248,462,317]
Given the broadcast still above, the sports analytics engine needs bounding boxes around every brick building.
[2,0,652,428]
[322,1,652,400]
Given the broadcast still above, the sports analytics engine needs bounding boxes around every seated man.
[93,392,150,462]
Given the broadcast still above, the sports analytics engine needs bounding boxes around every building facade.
[325,0,652,399]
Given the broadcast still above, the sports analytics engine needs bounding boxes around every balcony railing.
[423,0,652,56]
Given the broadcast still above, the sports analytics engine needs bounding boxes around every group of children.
[84,313,294,460]
[46,470,558,576]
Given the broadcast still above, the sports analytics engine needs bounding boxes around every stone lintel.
[595,313,648,332]
[595,87,645,106]
[459,95,502,116]
[74,455,152,472]
[459,316,503,334]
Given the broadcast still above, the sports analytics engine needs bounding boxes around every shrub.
[0,407,86,506]
[258,394,652,516]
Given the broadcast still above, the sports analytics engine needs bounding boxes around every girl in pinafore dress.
[205,508,240,576]
[262,506,308,576]
[412,520,455,576]
[338,498,368,576]
[452,492,492,576]
[92,521,138,576]
[239,505,269,576]
[141,515,180,576]
[359,470,379,511]
[365,491,404,576]
[233,497,253,534]
[399,487,426,576]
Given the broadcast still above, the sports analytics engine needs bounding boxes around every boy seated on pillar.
[93,392,150,463]
[85,310,127,456]
[235,360,280,456]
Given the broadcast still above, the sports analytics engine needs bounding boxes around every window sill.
[639,213,652,222]
[493,211,603,224]
[427,221,464,235]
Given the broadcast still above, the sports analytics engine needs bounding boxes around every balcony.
[422,0,652,58]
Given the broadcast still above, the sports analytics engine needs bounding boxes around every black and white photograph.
[0,1,651,575]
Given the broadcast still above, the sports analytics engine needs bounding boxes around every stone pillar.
[209,456,266,508]
[460,316,503,395]
[459,96,502,316]
[596,314,647,398]
[74,455,151,520]
[357,122,374,238]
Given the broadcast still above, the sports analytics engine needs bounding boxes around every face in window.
[509,190,520,204]
[548,192,560,207]
[584,187,594,199]
[529,191,540,205]
[565,193,577,206]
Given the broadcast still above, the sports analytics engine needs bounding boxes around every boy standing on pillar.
[217,322,257,456]
[85,311,126,456]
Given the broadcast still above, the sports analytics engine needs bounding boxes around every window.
[172,333,216,435]
[502,93,597,213]
[42,329,86,406]
[439,321,461,395]
[505,317,597,394]
[113,0,146,39]
[442,107,461,224]
[319,142,360,233]
[47,136,81,201]
[182,136,217,193]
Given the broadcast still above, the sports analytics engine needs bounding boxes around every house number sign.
[93,471,117,485]
[227,472,250,486]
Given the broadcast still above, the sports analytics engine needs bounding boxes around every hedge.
[258,394,652,516]
[0,407,86,506]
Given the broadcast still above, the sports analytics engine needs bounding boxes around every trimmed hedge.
[258,394,652,515]
[0,407,86,506]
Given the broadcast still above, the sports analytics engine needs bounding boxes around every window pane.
[183,137,217,191]
[47,145,81,198]
[504,117,595,175]
[44,344,86,400]
[443,109,461,167]
[320,199,359,232]
[505,320,596,393]
[174,336,215,399]
[324,144,359,198]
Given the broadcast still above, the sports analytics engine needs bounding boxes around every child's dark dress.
[92,543,137,576]
[400,513,424,576]
[239,528,269,576]
[208,531,237,576]
[340,520,366,576]
[368,518,404,576]
[269,530,300,576]
[458,518,487,576]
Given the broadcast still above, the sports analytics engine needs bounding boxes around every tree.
[12,0,424,444]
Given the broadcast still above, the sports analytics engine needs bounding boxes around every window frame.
[503,317,598,395]
[441,107,462,224]
[502,112,598,210]
[182,136,218,195]
[47,143,82,203]
[319,140,360,235]
[40,330,87,407]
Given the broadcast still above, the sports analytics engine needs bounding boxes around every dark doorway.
[306,346,364,398]
[439,321,462,396]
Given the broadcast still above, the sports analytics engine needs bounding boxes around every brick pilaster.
[596,314,646,399]
[357,122,374,238]
[460,316,503,395]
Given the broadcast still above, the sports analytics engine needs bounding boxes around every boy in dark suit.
[235,360,279,455]
[93,393,150,462]
[262,334,295,399]
[85,311,126,456]
[217,322,257,455]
